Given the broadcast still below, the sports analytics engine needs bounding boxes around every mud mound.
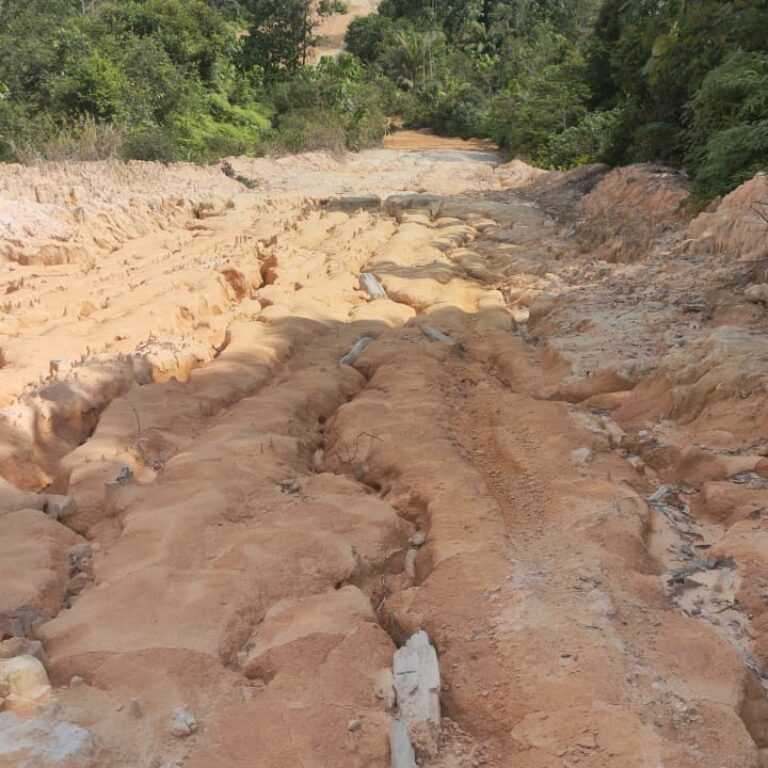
[688,172,768,263]
[576,163,691,261]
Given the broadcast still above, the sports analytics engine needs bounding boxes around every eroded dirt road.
[2,138,768,768]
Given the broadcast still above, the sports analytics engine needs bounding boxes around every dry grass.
[11,118,125,164]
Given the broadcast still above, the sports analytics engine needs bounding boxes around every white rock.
[571,447,593,465]
[409,531,427,548]
[0,656,51,709]
[404,549,418,580]
[0,711,94,765]
[390,631,441,767]
[170,707,197,737]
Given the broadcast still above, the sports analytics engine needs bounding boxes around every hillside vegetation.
[1,0,767,197]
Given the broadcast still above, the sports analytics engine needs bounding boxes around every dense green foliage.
[0,0,366,162]
[0,0,766,197]
[0,0,272,161]
[345,0,768,196]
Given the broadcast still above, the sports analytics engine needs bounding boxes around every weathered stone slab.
[390,631,441,768]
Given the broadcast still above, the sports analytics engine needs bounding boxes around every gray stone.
[360,273,387,300]
[340,336,375,367]
[43,495,76,522]
[0,710,95,766]
[169,708,197,737]
[68,543,92,574]
[325,195,382,213]
[390,631,441,767]
[571,447,593,465]
[420,326,455,345]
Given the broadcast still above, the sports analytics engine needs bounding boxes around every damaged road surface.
[2,138,768,767]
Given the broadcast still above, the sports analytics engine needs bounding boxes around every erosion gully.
[2,184,768,768]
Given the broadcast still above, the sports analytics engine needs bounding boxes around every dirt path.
[2,148,768,768]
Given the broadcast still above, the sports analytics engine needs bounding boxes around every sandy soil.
[2,140,768,768]
[314,0,381,57]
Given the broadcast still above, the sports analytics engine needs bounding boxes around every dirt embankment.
[2,144,768,768]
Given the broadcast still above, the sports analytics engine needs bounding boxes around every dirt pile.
[575,163,691,261]
[687,171,768,264]
[2,136,768,767]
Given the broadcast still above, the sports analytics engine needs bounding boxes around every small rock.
[278,478,300,495]
[404,549,418,580]
[129,698,143,718]
[69,676,85,688]
[312,449,324,472]
[170,707,198,737]
[374,668,396,710]
[68,543,93,574]
[115,465,134,485]
[409,531,427,548]
[0,655,52,709]
[348,718,362,732]
[43,494,76,521]
[571,447,593,465]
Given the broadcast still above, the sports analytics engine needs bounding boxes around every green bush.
[428,83,489,139]
[345,15,394,63]
[629,121,683,164]
[122,126,178,162]
[545,106,623,167]
[0,0,271,165]
[269,108,347,154]
[694,122,768,199]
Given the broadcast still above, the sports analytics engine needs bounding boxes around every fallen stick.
[360,272,387,300]
[339,336,375,366]
[420,325,455,345]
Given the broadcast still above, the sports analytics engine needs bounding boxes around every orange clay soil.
[2,147,768,768]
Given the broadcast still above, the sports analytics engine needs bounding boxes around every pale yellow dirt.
[1,147,768,768]
[383,130,499,154]
[313,0,381,57]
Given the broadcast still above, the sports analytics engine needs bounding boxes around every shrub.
[345,15,394,63]
[694,121,768,199]
[545,106,623,167]
[12,117,125,163]
[269,108,347,155]
[428,83,489,139]
[122,126,178,161]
